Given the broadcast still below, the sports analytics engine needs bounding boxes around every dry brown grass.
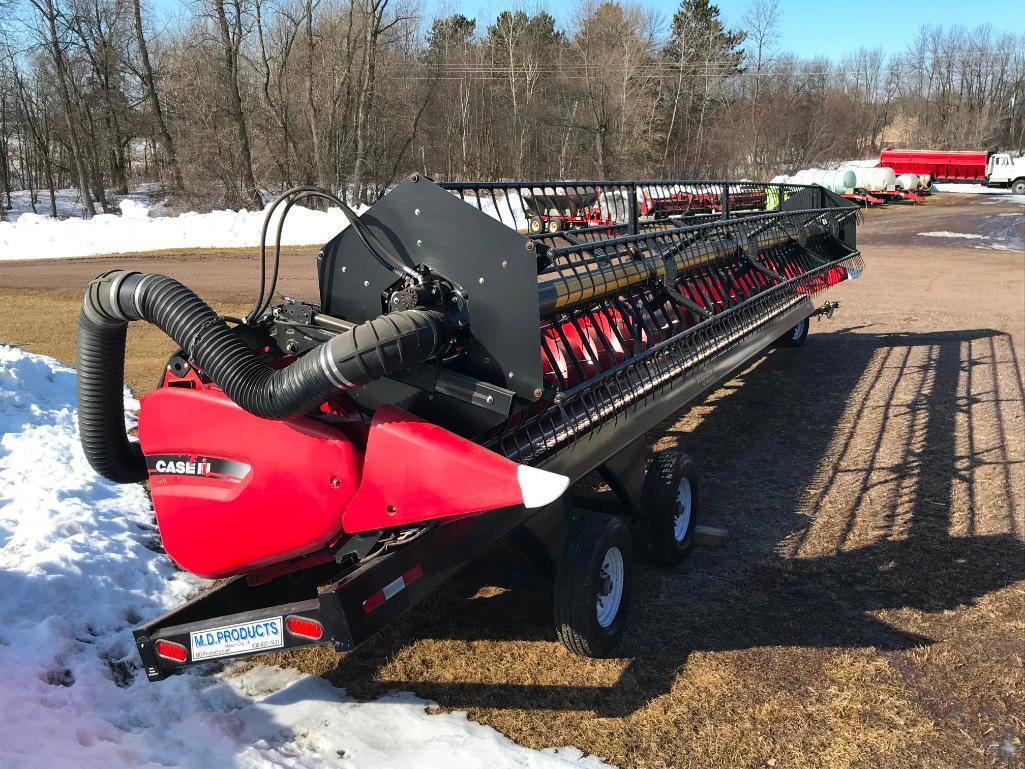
[1,195,1022,768]
[0,288,248,396]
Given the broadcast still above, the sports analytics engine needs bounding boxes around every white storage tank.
[895,173,920,191]
[791,168,855,194]
[843,165,897,191]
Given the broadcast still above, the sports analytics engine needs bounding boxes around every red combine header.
[75,177,862,681]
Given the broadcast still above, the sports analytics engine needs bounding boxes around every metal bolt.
[417,239,423,247]
[483,357,490,364]
[508,371,514,378]
[478,277,485,285]
[414,208,421,215]
[341,266,347,273]
[501,260,508,268]
[363,280,370,287]
[533,388,543,398]
[526,242,535,252]
[386,504,398,514]
[411,173,419,182]
[485,395,494,404]
[329,477,341,488]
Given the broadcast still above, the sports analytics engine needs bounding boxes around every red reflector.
[155,640,188,663]
[285,615,324,640]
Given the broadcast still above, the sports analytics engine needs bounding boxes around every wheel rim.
[596,546,624,628]
[674,477,693,541]
[791,319,807,341]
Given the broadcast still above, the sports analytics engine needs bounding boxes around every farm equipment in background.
[75,176,862,682]
[521,186,615,233]
[638,187,768,219]
[878,148,1025,193]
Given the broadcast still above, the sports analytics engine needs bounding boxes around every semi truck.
[879,149,1025,193]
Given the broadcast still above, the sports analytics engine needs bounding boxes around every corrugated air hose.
[76,270,447,483]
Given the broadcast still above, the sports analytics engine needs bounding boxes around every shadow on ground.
[323,325,1025,718]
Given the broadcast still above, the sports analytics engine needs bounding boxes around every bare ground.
[1,193,1023,768]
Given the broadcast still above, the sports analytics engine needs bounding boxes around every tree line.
[1,0,1023,217]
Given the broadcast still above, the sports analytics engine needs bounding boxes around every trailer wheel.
[1012,178,1025,195]
[554,513,632,657]
[637,450,698,567]
[528,216,543,235]
[778,316,809,347]
[547,217,563,234]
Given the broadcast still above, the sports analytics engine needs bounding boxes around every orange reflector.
[155,639,188,663]
[285,615,324,640]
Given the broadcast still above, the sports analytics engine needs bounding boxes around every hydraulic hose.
[77,270,447,483]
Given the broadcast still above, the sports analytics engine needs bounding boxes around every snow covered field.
[0,345,609,769]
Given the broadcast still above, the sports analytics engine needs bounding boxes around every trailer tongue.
[75,177,862,681]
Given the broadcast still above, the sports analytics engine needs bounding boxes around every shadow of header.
[324,325,1025,717]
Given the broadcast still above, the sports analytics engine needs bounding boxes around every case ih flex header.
[76,177,862,680]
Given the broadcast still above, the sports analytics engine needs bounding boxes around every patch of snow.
[918,231,988,239]
[0,345,612,769]
[0,198,363,260]
[977,243,1023,252]
[832,159,879,168]
[1,185,167,220]
[932,182,1025,202]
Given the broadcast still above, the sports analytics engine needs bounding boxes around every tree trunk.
[132,0,184,190]
[34,0,95,217]
[213,0,262,210]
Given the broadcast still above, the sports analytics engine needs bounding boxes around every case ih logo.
[146,455,251,481]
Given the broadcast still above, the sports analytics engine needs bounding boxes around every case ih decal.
[145,454,251,481]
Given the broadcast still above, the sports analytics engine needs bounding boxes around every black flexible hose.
[77,270,447,483]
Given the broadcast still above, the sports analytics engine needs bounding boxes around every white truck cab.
[986,153,1025,194]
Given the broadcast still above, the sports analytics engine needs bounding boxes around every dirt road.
[1,193,1023,768]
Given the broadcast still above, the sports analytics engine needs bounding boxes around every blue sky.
[427,0,1025,58]
[152,0,1025,60]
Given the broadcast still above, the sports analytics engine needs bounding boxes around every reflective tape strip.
[362,565,424,614]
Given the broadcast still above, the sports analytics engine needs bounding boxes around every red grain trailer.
[878,149,988,182]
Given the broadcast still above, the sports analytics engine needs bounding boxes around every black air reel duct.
[76,269,447,483]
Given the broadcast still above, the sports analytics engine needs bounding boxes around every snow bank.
[0,198,360,260]
[0,345,610,769]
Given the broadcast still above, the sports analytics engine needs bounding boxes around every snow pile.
[0,198,361,260]
[0,345,610,769]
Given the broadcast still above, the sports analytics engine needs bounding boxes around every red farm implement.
[521,186,615,233]
[75,177,862,681]
[638,185,768,219]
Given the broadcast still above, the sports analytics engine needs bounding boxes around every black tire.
[1011,178,1025,195]
[547,217,563,234]
[527,216,543,235]
[778,316,809,347]
[554,513,632,657]
[637,450,698,567]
